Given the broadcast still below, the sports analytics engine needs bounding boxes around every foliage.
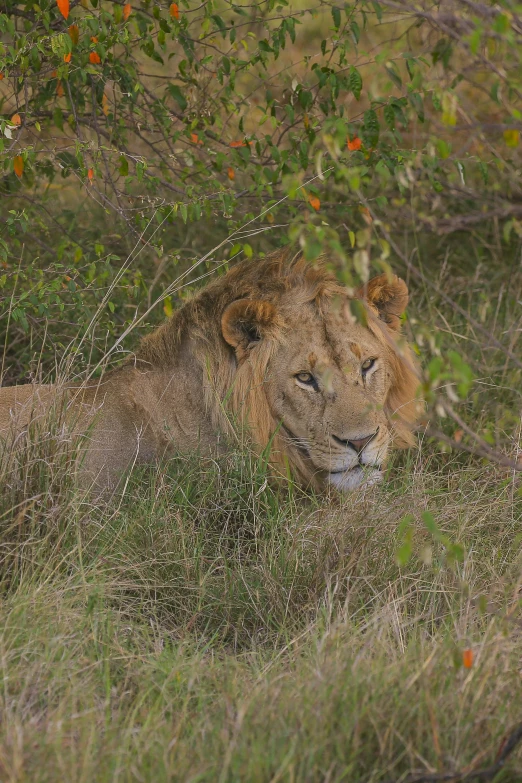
[2,0,522,265]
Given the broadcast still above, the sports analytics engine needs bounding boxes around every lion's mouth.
[328,465,383,492]
[282,425,382,483]
[329,462,381,475]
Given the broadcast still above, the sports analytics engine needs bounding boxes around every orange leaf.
[90,36,98,42]
[190,133,203,145]
[13,156,24,178]
[303,113,309,129]
[227,167,235,181]
[11,113,21,126]
[359,205,373,225]
[123,2,132,19]
[56,0,69,19]
[0,74,4,81]
[308,195,320,211]
[102,93,109,116]
[169,3,179,19]
[87,168,94,181]
[462,649,473,668]
[68,24,79,45]
[454,428,464,443]
[63,52,71,63]
[347,135,362,151]
[89,51,101,64]
[51,70,58,78]
[56,80,64,97]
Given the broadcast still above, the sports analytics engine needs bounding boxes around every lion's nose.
[347,433,375,454]
[333,428,378,454]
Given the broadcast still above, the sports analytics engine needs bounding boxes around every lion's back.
[0,384,59,439]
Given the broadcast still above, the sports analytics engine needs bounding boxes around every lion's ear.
[221,298,278,355]
[358,273,409,331]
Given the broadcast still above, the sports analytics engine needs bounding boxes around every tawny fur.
[0,249,421,493]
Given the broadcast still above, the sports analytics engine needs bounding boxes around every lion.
[0,249,420,494]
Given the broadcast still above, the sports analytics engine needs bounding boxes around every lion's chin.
[326,466,382,492]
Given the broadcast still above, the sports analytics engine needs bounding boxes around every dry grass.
[0,434,521,782]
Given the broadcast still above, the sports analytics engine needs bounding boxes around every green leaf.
[492,13,509,34]
[167,84,187,111]
[372,2,382,22]
[362,108,379,147]
[53,107,64,131]
[298,89,313,110]
[259,39,274,53]
[385,63,402,89]
[211,14,227,37]
[331,6,341,30]
[408,91,424,122]
[384,104,395,129]
[469,28,481,55]
[349,66,362,100]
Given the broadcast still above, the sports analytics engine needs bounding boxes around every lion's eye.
[295,372,316,387]
[361,358,376,373]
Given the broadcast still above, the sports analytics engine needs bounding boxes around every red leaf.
[169,3,179,19]
[13,156,24,178]
[56,0,69,19]
[347,136,362,151]
[463,649,473,669]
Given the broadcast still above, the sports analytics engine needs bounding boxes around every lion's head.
[212,253,421,491]
[138,250,421,492]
